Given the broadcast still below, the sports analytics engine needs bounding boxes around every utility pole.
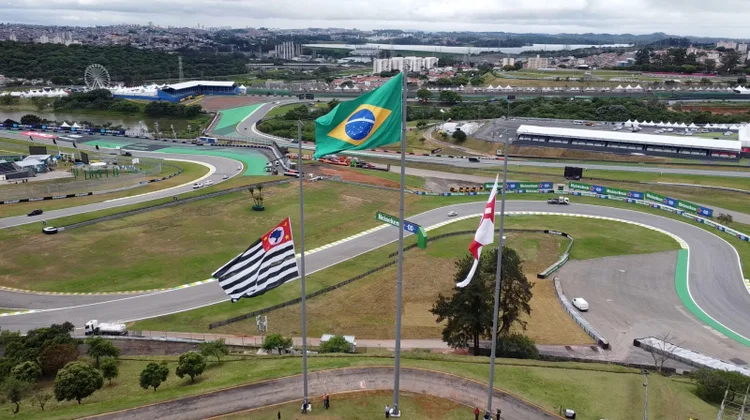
[178,56,184,82]
[642,369,648,420]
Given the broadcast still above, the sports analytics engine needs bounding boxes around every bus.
[197,136,217,144]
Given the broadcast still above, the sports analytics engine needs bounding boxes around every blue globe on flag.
[345,109,376,141]
[268,227,284,246]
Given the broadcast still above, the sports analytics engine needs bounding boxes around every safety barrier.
[0,163,184,205]
[633,337,750,376]
[537,230,574,279]
[553,276,610,349]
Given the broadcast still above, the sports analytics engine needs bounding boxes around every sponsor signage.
[645,191,713,217]
[376,211,419,234]
[484,182,553,190]
[569,182,643,199]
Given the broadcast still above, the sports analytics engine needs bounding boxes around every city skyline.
[1,0,750,38]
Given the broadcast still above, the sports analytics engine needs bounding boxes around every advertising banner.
[487,182,554,191]
[569,182,643,199]
[645,191,713,217]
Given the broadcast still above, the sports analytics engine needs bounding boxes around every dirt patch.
[201,96,267,112]
[317,165,399,188]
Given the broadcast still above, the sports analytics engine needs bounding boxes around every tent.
[71,122,81,129]
[678,122,688,128]
[688,123,698,129]
[719,124,729,130]
[705,123,713,129]
[615,85,624,90]
[729,125,740,131]
[486,85,495,90]
[634,85,643,90]
[60,122,70,128]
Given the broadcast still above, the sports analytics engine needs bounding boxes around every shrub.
[199,339,229,362]
[39,343,79,377]
[694,368,750,404]
[496,334,539,359]
[175,352,207,384]
[11,361,42,383]
[320,335,351,353]
[262,334,293,355]
[100,359,119,385]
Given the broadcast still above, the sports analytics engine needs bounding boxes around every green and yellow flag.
[314,72,403,159]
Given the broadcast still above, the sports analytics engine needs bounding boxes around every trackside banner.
[568,182,643,200]
[484,182,553,191]
[645,191,713,218]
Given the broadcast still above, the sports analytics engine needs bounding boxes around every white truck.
[547,196,570,205]
[84,320,128,336]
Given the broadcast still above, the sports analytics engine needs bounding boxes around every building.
[717,41,738,50]
[155,81,237,102]
[274,42,301,60]
[501,57,516,67]
[738,43,748,53]
[515,125,741,159]
[525,55,549,70]
[372,56,438,74]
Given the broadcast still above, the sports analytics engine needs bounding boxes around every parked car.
[447,211,457,217]
[27,209,43,216]
[205,180,214,186]
[571,298,589,312]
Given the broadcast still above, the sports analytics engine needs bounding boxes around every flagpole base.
[252,205,265,211]
[389,408,401,417]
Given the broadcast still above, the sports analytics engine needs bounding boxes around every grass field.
[265,103,307,118]
[1,353,717,420]
[133,214,677,343]
[0,159,210,218]
[225,390,468,419]
[693,131,739,140]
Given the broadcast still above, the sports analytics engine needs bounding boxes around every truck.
[547,196,570,205]
[84,320,128,336]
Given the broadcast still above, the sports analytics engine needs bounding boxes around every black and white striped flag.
[213,217,299,302]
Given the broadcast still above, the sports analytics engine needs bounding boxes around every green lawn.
[265,103,307,118]
[226,390,468,419]
[1,353,717,420]
[133,214,677,338]
[0,160,210,218]
[693,131,739,140]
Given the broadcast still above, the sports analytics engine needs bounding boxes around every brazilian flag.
[314,72,403,159]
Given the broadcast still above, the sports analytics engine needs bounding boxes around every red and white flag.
[456,175,499,288]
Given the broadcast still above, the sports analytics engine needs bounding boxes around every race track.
[1,200,748,361]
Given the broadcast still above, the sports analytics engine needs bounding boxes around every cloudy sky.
[1,0,749,38]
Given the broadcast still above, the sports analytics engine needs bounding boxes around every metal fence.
[0,162,164,201]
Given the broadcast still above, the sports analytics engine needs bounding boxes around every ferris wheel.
[84,64,111,90]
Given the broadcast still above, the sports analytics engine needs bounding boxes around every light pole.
[642,369,648,420]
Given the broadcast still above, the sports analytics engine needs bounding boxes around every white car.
[205,180,214,186]
[571,298,589,312]
[192,183,203,189]
[724,131,733,136]
[447,211,457,217]
[222,175,228,179]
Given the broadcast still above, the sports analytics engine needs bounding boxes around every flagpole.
[391,70,408,418]
[297,120,310,410]
[485,136,509,419]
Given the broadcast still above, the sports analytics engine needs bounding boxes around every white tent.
[719,124,729,130]
[624,119,633,127]
[60,122,70,128]
[678,122,688,128]
[71,122,81,129]
[634,85,643,90]
[504,85,513,91]
[633,120,641,125]
[729,125,740,131]
[705,123,713,129]
[649,120,656,126]
[615,85,624,90]
[688,123,698,129]
[486,85,495,90]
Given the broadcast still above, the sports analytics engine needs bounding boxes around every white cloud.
[1,0,749,37]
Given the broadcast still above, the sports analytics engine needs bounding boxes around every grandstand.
[516,125,743,159]
[0,162,31,180]
[156,81,238,102]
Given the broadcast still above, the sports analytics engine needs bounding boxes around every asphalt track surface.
[1,201,748,358]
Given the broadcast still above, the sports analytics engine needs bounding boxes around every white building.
[525,55,549,70]
[717,41,738,50]
[372,56,438,74]
[739,43,749,53]
[501,57,516,67]
[274,42,301,60]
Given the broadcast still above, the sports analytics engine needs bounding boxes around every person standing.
[496,408,501,420]
[474,407,480,420]
[385,404,390,418]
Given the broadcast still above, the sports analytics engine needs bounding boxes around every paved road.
[86,367,560,420]
[560,252,750,362]
[1,201,747,361]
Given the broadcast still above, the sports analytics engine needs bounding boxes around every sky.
[1,0,749,38]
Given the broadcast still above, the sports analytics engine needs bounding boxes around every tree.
[39,343,79,377]
[100,359,119,385]
[416,88,433,102]
[0,378,32,414]
[438,90,462,104]
[199,339,229,362]
[10,361,42,383]
[320,335,350,353]
[738,76,748,85]
[139,362,169,392]
[262,334,293,355]
[646,332,680,374]
[32,390,52,412]
[415,120,427,129]
[700,77,712,85]
[721,50,742,74]
[53,361,104,404]
[717,213,734,225]
[694,368,750,404]
[86,337,120,368]
[430,247,532,355]
[30,96,52,111]
[703,59,717,73]
[451,129,467,143]
[175,352,207,384]
[635,47,653,65]
[326,99,340,110]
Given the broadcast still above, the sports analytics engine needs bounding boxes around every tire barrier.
[0,163,184,206]
[210,228,573,330]
[554,276,610,349]
[449,186,486,193]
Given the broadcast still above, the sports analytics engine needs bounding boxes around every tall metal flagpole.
[297,121,310,410]
[391,70,408,418]
[485,136,509,418]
